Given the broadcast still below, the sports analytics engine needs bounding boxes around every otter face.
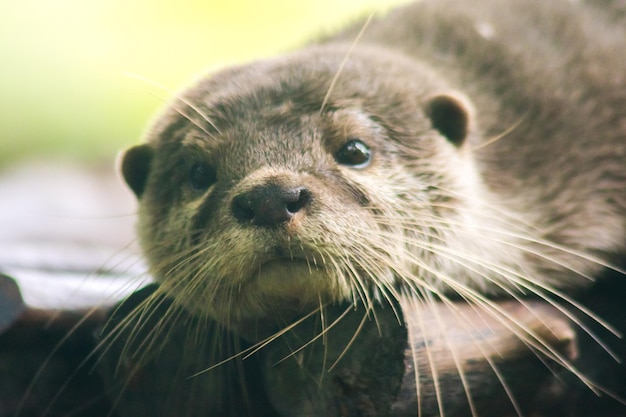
[121,45,478,329]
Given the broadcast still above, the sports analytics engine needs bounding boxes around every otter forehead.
[149,44,447,145]
[184,44,437,115]
[145,44,451,180]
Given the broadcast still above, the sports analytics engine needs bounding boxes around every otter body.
[121,0,626,331]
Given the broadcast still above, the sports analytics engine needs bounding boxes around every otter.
[120,0,625,332]
[113,0,626,414]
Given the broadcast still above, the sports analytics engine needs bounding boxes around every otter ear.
[424,92,474,147]
[119,144,154,198]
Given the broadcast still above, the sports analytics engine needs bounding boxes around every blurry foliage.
[0,0,408,168]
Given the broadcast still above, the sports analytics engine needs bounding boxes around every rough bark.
[2,273,626,417]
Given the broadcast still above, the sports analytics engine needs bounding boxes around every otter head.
[120,44,483,332]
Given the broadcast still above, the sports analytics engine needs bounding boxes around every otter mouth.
[239,247,333,298]
[251,256,316,280]
[251,244,319,274]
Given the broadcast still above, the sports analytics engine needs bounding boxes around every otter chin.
[120,0,626,337]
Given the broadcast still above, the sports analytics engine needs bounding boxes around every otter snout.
[231,183,312,227]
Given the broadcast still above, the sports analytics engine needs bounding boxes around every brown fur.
[121,0,626,332]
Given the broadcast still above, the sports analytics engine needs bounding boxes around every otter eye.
[334,139,371,168]
[188,162,216,191]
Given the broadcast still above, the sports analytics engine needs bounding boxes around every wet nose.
[231,184,311,227]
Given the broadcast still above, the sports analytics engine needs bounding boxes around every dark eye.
[188,162,216,191]
[334,139,372,168]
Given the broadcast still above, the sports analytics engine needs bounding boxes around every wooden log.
[392,298,576,417]
[93,285,596,417]
[0,274,112,417]
[259,296,580,417]
[3,272,624,417]
[96,284,280,417]
[259,301,407,417]
[95,285,408,417]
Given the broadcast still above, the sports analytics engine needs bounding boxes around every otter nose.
[231,184,311,227]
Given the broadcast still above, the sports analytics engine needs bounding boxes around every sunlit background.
[0,0,410,168]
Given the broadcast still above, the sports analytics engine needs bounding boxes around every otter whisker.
[195,306,325,373]
[101,289,174,369]
[378,279,531,416]
[328,305,375,372]
[427,291,480,417]
[411,291,446,417]
[318,11,376,115]
[123,71,221,137]
[271,304,354,368]
[318,295,329,380]
[428,291,526,417]
[31,287,166,417]
[436,282,601,394]
[358,232,599,395]
[467,114,529,153]
[15,305,113,417]
[417,203,626,283]
[368,207,621,332]
[364,223,621,362]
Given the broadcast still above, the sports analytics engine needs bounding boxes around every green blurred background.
[0,0,409,168]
